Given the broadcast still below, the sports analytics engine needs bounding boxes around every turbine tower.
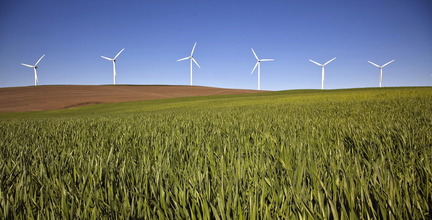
[21,54,45,86]
[368,60,395,87]
[101,48,125,85]
[309,57,336,90]
[250,48,274,90]
[177,42,200,86]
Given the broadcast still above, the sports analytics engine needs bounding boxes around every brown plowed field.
[0,85,265,113]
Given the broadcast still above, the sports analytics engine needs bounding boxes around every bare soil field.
[0,85,265,113]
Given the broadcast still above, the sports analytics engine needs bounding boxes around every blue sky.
[1,0,431,90]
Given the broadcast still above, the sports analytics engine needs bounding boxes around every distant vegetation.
[0,87,431,219]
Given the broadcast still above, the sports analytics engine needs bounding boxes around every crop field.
[0,87,431,219]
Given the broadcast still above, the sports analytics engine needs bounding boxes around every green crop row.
[0,87,431,219]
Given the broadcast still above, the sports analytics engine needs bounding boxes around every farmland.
[0,87,431,219]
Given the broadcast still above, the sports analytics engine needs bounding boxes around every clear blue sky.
[1,0,431,90]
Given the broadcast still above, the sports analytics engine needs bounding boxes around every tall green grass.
[0,87,431,219]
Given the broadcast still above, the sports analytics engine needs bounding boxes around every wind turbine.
[309,57,336,90]
[101,48,125,85]
[177,42,200,86]
[21,54,45,86]
[250,48,274,90]
[368,59,395,87]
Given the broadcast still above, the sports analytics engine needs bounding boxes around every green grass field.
[1,87,431,219]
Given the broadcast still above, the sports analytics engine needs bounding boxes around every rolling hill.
[0,87,430,218]
[0,85,265,112]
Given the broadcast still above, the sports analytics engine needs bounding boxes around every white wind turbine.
[309,57,336,90]
[101,48,125,85]
[368,59,395,87]
[177,42,200,86]
[21,54,45,86]
[251,48,274,90]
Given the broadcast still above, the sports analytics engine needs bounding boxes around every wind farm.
[16,51,402,90]
[3,41,431,219]
[3,42,430,219]
[1,0,431,219]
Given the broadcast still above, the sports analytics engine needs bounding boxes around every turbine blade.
[309,59,322,66]
[21,63,34,68]
[101,56,113,61]
[368,61,381,68]
[260,59,274,62]
[251,48,259,60]
[323,57,336,66]
[34,54,45,66]
[251,62,259,74]
[190,42,197,56]
[177,57,190,61]
[114,48,125,59]
[382,59,395,67]
[192,58,201,68]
